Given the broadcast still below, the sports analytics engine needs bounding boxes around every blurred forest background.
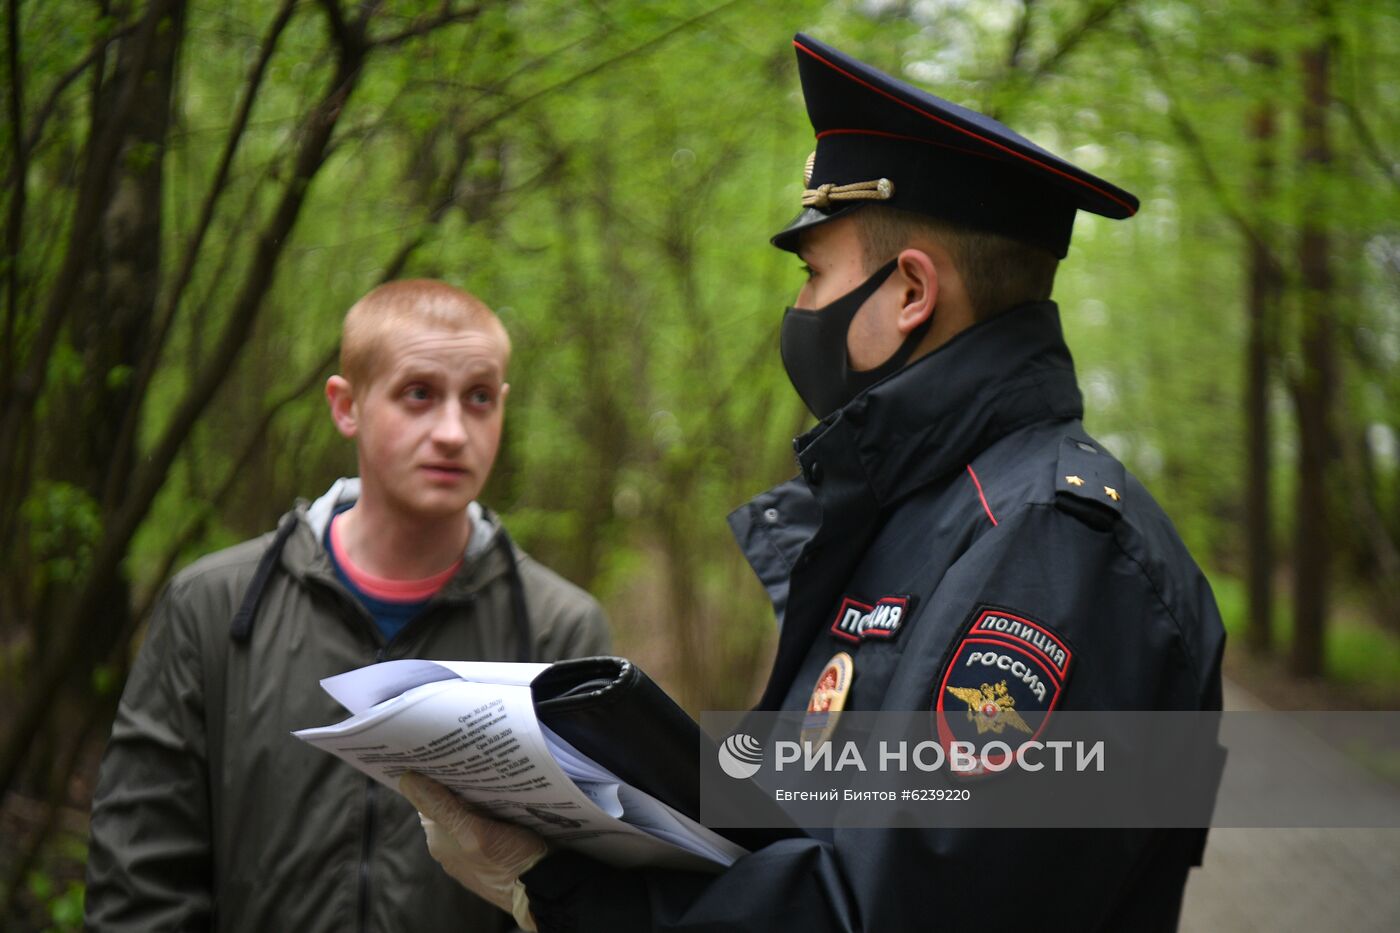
[1,0,1398,927]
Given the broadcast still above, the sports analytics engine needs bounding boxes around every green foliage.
[104,365,133,391]
[1213,572,1400,700]
[123,140,160,173]
[6,0,1400,713]
[25,872,85,933]
[91,663,118,697]
[22,482,103,588]
[46,343,85,393]
[3,4,1400,908]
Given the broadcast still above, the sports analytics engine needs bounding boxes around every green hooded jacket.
[85,479,611,932]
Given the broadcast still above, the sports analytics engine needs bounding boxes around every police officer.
[404,33,1226,933]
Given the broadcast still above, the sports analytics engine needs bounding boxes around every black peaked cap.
[772,34,1140,259]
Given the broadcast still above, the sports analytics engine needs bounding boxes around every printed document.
[294,659,744,872]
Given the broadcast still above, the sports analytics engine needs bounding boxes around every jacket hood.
[280,478,508,598]
[303,477,499,559]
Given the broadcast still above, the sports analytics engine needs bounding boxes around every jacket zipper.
[298,577,384,932]
[357,644,388,933]
[384,584,477,654]
[302,580,383,933]
[357,775,378,933]
[318,577,476,932]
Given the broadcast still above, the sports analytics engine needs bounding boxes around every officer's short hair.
[853,205,1058,321]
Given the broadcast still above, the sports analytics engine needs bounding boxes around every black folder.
[531,656,804,853]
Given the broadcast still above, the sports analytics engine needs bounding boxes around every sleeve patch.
[829,594,915,643]
[934,607,1074,774]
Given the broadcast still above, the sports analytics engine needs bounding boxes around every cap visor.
[770,204,863,253]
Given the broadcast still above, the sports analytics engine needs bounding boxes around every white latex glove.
[400,772,548,932]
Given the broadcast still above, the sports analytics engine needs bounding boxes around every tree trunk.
[1290,14,1336,679]
[20,0,187,796]
[0,11,370,803]
[0,0,175,533]
[1244,49,1278,656]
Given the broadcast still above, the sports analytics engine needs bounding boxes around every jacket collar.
[282,478,508,600]
[302,477,498,557]
[794,301,1083,508]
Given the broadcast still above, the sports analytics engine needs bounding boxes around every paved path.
[1179,679,1400,932]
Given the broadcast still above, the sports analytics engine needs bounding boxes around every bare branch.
[22,21,141,155]
[126,66,362,557]
[478,31,596,96]
[370,1,487,50]
[0,0,175,544]
[980,0,1129,119]
[355,0,386,23]
[317,0,358,54]
[106,0,300,513]
[1004,0,1037,72]
[462,0,747,138]
[1027,0,1127,84]
[4,0,25,395]
[134,340,340,622]
[1129,15,1281,267]
[0,27,368,804]
[1333,94,1400,193]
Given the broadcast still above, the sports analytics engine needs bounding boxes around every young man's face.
[345,322,509,522]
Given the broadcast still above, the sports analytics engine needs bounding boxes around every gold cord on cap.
[801,177,895,209]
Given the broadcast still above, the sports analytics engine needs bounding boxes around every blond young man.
[85,280,610,932]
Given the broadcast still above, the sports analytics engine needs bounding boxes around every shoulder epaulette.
[1053,436,1124,529]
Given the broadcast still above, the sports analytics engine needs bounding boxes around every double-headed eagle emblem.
[946,680,1033,735]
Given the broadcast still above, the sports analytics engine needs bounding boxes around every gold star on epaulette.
[1104,486,1120,502]
[1065,475,1085,487]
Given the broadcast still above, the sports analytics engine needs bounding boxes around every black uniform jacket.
[525,301,1226,933]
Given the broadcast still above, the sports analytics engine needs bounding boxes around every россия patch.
[935,607,1074,773]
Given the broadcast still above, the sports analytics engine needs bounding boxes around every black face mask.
[780,258,933,419]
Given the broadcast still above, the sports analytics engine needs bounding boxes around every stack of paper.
[294,659,745,872]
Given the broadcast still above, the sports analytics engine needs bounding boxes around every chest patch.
[829,594,914,643]
[935,607,1074,773]
[802,651,854,747]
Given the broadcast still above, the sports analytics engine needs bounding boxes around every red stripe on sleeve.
[966,464,998,527]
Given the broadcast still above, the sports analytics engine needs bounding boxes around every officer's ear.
[894,248,938,335]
